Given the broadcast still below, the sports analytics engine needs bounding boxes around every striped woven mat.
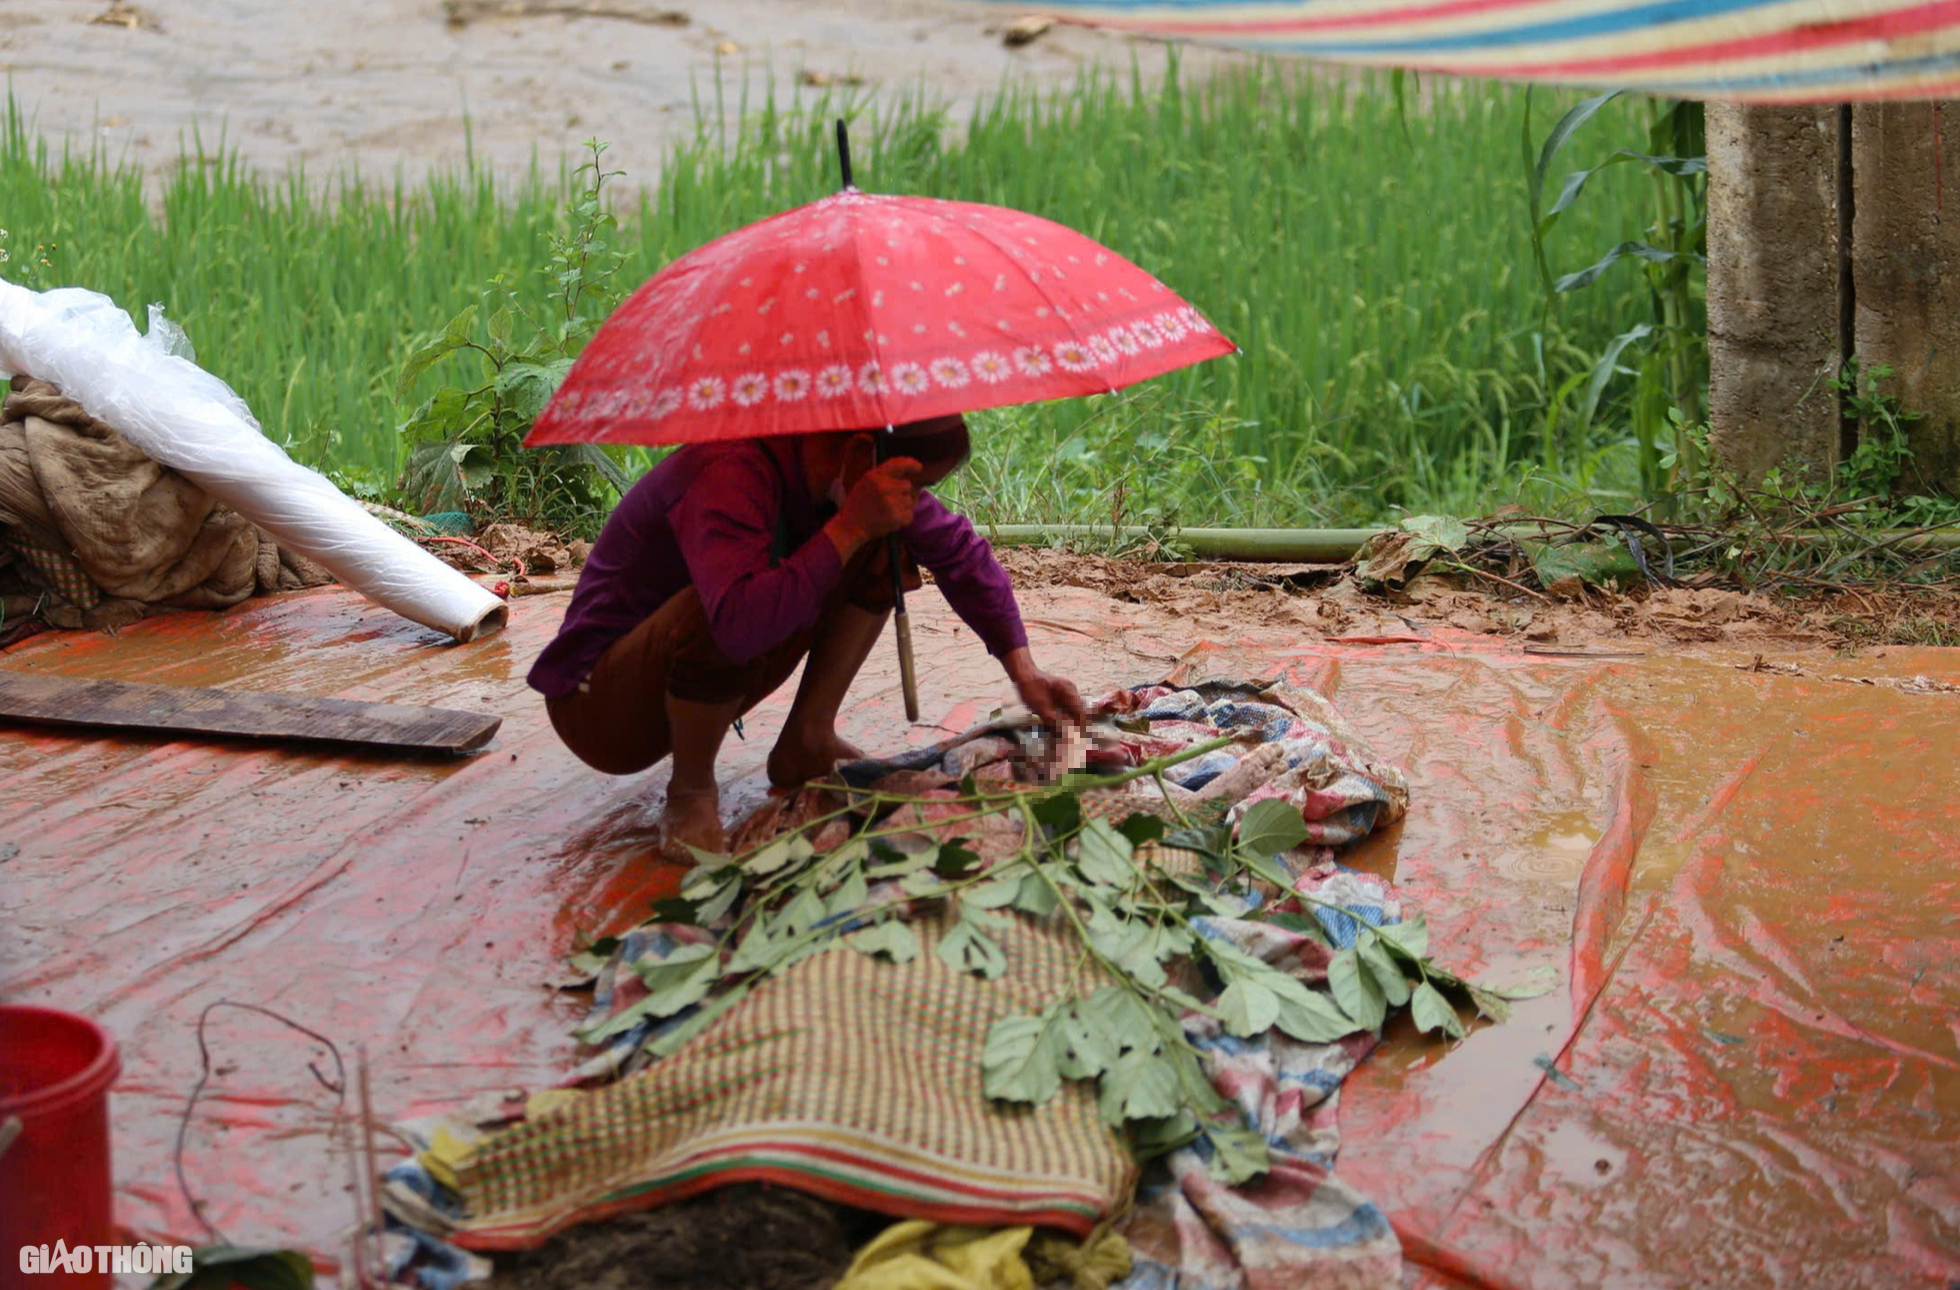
[450,909,1133,1248]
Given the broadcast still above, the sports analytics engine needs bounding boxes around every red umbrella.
[527,137,1232,446]
[528,124,1234,716]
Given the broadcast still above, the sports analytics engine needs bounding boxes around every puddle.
[1493,812,1600,884]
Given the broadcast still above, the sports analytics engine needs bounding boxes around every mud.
[483,1184,880,1290]
[0,0,1239,186]
[992,546,1960,654]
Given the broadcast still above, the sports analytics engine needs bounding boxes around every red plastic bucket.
[0,1006,120,1289]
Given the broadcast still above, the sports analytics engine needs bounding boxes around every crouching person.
[528,415,1084,854]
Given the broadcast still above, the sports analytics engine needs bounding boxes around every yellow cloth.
[418,1127,477,1193]
[418,1089,586,1191]
[837,1222,1134,1290]
[1027,1230,1133,1290]
[835,1222,1035,1290]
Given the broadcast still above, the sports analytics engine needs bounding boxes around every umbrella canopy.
[971,0,1960,102]
[525,189,1234,447]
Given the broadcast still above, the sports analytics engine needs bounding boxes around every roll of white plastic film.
[0,282,507,643]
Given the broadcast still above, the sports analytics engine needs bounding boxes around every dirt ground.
[990,546,1960,660]
[0,0,1238,186]
[455,527,1960,673]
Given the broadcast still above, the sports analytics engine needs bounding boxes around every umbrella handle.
[888,533,920,723]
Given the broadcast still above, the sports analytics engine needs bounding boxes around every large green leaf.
[1466,984,1514,1024]
[1075,817,1136,888]
[393,304,478,400]
[1328,948,1387,1031]
[1128,1109,1202,1158]
[493,360,564,424]
[742,834,809,878]
[725,920,777,974]
[1032,791,1083,834]
[1411,980,1468,1039]
[1236,799,1309,861]
[1217,978,1281,1038]
[778,886,828,936]
[1204,938,1360,1043]
[1530,539,1643,589]
[1115,812,1167,849]
[1546,150,1706,229]
[823,869,869,919]
[1273,987,1363,1043]
[937,914,1007,979]
[1358,935,1412,1007]
[1088,915,1171,989]
[449,441,495,493]
[1056,996,1120,1079]
[578,944,722,1042]
[1204,1121,1273,1186]
[1399,514,1470,555]
[1079,982,1159,1051]
[982,1010,1065,1104]
[631,943,722,1018]
[646,981,752,1059]
[848,918,919,965]
[1012,870,1060,916]
[1100,1043,1182,1123]
[867,843,936,879]
[1374,913,1430,960]
[965,874,1026,909]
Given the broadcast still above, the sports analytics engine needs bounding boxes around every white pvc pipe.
[0,283,506,643]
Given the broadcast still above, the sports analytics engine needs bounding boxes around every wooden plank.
[0,670,501,754]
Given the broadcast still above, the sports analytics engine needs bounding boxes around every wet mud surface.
[1,560,1955,1287]
[483,1184,880,1290]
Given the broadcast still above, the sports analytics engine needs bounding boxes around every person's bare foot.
[766,729,866,790]
[662,785,727,858]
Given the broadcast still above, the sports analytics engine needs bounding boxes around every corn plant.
[1525,91,1708,508]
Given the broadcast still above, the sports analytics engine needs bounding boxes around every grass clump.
[3,64,1670,533]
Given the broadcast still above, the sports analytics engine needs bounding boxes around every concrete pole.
[1704,104,1843,484]
[1850,102,1960,491]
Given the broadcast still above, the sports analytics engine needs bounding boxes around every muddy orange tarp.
[0,584,1955,1287]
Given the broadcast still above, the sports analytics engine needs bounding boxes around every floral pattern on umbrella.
[526,189,1235,446]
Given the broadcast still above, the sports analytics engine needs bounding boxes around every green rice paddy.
[2,63,1684,530]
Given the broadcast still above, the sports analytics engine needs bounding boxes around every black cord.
[174,1001,346,1244]
[1590,513,1678,586]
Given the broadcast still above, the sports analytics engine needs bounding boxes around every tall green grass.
[1,64,1674,528]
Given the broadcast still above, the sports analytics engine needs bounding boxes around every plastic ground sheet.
[1,581,1955,1287]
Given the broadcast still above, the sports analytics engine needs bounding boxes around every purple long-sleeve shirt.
[527,436,1028,699]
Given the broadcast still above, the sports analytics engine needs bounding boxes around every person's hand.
[826,457,923,559]
[1003,647,1087,730]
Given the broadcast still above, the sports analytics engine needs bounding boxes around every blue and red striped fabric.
[997,0,1960,101]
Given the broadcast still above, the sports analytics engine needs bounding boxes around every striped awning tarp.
[992,0,1960,102]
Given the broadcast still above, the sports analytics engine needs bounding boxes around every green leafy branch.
[577,742,1550,1189]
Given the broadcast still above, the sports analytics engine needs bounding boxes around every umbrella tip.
[834,117,853,190]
